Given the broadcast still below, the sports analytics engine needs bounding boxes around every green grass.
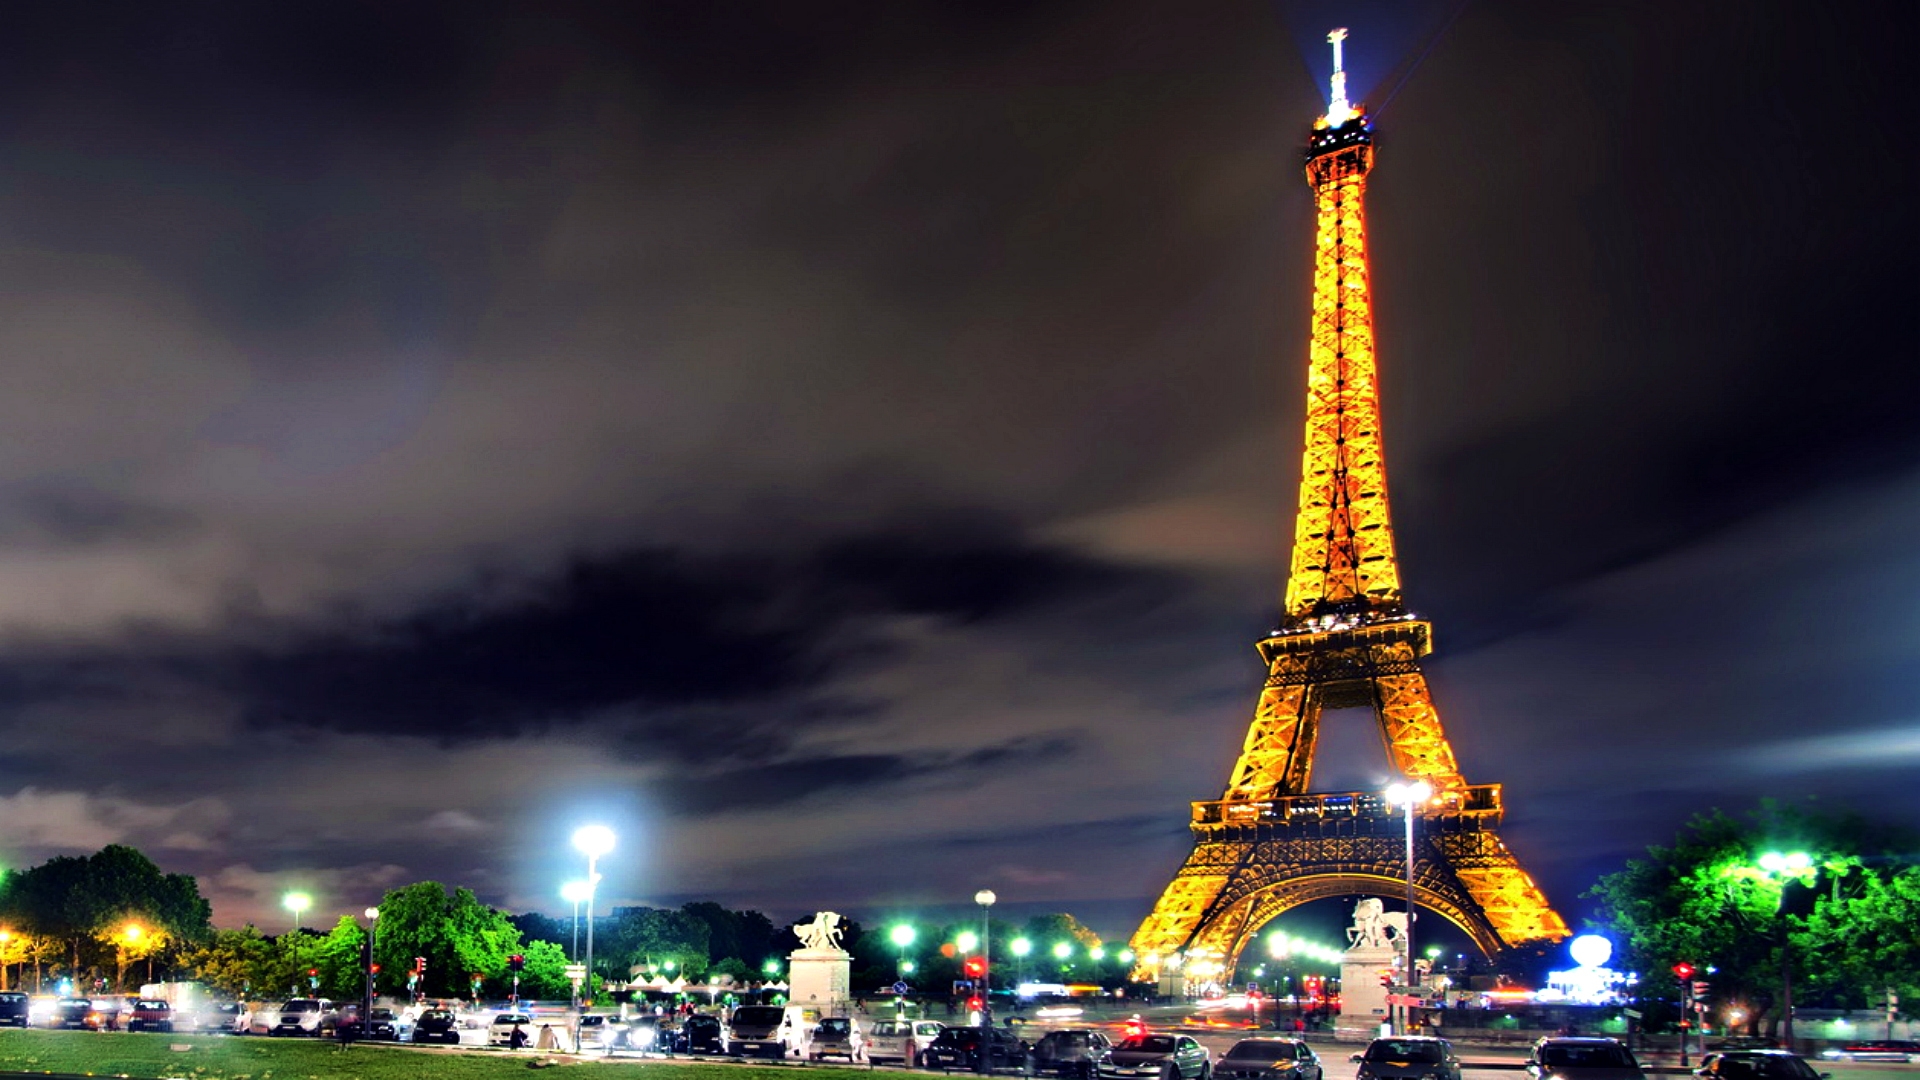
[0,1030,888,1080]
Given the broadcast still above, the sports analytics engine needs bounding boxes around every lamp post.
[1052,940,1072,975]
[572,825,616,1012]
[974,890,996,1071]
[362,906,380,1030]
[118,924,143,993]
[1011,938,1031,990]
[1727,851,1814,1046]
[1384,780,1432,1035]
[561,880,592,961]
[890,925,916,982]
[0,930,10,993]
[283,891,311,936]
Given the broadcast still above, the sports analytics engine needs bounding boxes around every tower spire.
[1325,27,1353,127]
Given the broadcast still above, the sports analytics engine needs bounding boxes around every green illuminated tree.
[1586,801,1916,1033]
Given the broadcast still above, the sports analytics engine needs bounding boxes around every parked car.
[1820,1042,1920,1064]
[576,1013,623,1051]
[1101,1034,1212,1080]
[679,1013,732,1055]
[1351,1038,1463,1080]
[1033,1028,1117,1079]
[730,1004,810,1058]
[1527,1038,1644,1080]
[1214,1038,1322,1080]
[809,1016,864,1062]
[1708,1039,1781,1052]
[53,997,95,1030]
[1695,1051,1828,1080]
[326,1005,401,1041]
[868,1019,948,1066]
[620,1014,673,1053]
[488,1012,536,1048]
[84,997,127,1031]
[27,995,59,1027]
[411,1007,462,1044]
[127,999,175,1033]
[0,992,27,1027]
[927,1025,1034,1073]
[269,998,332,1037]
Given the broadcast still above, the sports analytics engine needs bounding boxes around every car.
[1709,1038,1782,1052]
[412,1007,462,1044]
[53,997,95,1030]
[325,1005,401,1041]
[570,1013,619,1051]
[868,1019,948,1066]
[269,998,332,1037]
[730,1004,809,1058]
[1695,1051,1830,1080]
[927,1025,1034,1073]
[680,1013,732,1055]
[1820,1042,1920,1064]
[1102,1034,1212,1080]
[1351,1038,1463,1080]
[1527,1038,1644,1080]
[488,1012,536,1048]
[1033,1028,1117,1079]
[84,997,129,1031]
[127,998,175,1033]
[809,1016,864,1062]
[0,992,27,1028]
[27,995,59,1028]
[1214,1038,1323,1080]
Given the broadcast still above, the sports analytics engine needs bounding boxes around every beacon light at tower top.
[1320,27,1359,128]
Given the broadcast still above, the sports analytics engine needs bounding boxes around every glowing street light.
[561,880,592,961]
[1052,941,1072,961]
[1727,850,1817,1043]
[956,930,978,953]
[974,889,996,1067]
[1385,779,1433,1035]
[363,906,380,1025]
[283,891,311,935]
[890,925,916,982]
[0,929,10,993]
[572,824,616,1012]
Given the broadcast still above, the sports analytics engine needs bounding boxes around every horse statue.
[1346,898,1410,951]
[793,911,845,951]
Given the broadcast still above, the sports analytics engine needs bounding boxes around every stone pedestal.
[788,946,852,1014]
[1338,946,1396,1040]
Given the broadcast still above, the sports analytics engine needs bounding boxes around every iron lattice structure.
[1129,41,1567,981]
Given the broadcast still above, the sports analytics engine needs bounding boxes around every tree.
[1586,801,1917,1034]
[370,882,523,998]
[184,926,279,998]
[0,845,213,986]
[515,940,572,999]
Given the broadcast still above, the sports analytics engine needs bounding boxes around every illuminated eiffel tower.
[1128,30,1568,982]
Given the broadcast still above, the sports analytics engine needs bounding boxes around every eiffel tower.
[1128,30,1568,982]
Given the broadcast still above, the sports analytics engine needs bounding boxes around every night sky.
[0,0,1916,948]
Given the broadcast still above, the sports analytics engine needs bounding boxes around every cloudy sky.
[0,0,1915,948]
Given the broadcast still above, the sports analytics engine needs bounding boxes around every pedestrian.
[337,1012,357,1050]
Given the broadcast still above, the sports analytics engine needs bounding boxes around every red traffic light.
[370,963,381,974]
[414,956,427,973]
[966,996,984,1012]
[1378,971,1393,988]
[1672,962,1694,978]
[963,957,986,978]
[306,968,318,977]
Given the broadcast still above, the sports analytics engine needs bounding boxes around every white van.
[729,1004,811,1058]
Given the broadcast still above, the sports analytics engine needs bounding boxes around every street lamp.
[118,923,143,992]
[363,906,380,1028]
[572,824,616,1012]
[1384,779,1432,1035]
[0,929,10,993]
[975,889,996,1070]
[890,925,916,981]
[283,891,311,935]
[956,930,979,953]
[1011,937,1031,988]
[561,880,592,961]
[1052,941,1072,971]
[1727,850,1815,1044]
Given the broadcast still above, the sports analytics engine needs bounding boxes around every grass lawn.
[0,1030,886,1080]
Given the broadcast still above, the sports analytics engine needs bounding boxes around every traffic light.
[1691,980,1710,1001]
[966,995,984,1013]
[1672,962,1694,979]
[508,954,525,973]
[307,968,318,977]
[1378,970,1393,989]
[370,963,381,975]
[963,956,986,979]
[414,956,427,975]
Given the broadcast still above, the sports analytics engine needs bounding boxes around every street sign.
[1624,1008,1643,1019]
[892,981,909,995]
[564,963,587,982]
